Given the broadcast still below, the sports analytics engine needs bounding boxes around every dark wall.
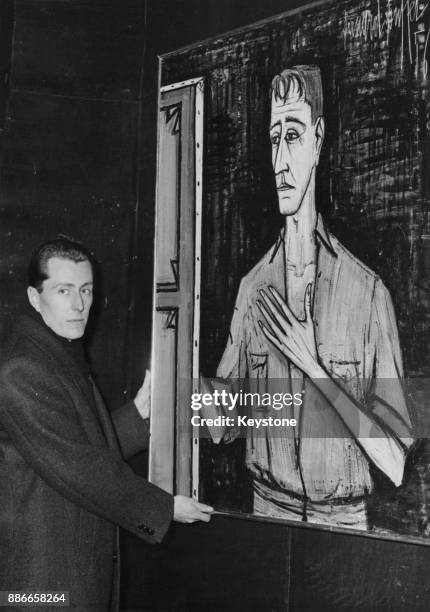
[0,0,149,408]
[2,1,430,611]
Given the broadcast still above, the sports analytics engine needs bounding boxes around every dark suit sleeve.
[111,401,150,460]
[0,357,173,544]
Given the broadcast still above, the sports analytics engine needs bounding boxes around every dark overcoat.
[0,313,173,610]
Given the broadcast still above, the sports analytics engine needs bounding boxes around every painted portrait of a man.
[215,65,413,530]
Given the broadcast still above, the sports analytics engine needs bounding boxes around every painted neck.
[283,175,317,272]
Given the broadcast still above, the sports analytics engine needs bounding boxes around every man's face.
[270,88,323,215]
[28,257,93,340]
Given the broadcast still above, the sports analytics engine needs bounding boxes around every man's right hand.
[173,495,214,523]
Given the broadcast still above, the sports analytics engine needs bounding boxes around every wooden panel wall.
[122,515,430,612]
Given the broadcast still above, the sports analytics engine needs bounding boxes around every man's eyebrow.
[52,283,75,288]
[52,282,93,288]
[270,120,281,131]
[270,117,307,130]
[282,116,307,127]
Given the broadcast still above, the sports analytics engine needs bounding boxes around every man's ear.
[27,286,41,312]
[314,116,325,165]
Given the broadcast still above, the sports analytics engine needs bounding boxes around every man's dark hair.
[271,65,323,123]
[28,236,95,292]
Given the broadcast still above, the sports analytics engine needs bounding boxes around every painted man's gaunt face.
[270,88,322,216]
[28,257,93,340]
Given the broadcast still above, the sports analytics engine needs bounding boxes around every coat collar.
[13,310,90,376]
[315,214,337,257]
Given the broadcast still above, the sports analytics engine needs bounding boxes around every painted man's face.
[270,86,324,216]
[27,257,93,340]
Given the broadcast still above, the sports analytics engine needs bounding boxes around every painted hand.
[257,284,323,379]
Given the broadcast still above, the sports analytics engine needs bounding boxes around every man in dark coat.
[0,237,213,610]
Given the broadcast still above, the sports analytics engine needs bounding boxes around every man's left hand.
[257,284,324,379]
[134,369,151,420]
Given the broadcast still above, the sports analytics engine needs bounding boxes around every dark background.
[1,1,430,611]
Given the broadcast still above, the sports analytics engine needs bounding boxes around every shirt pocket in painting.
[249,352,268,382]
[329,358,361,380]
[327,356,371,402]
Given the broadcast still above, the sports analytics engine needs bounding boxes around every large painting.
[150,0,430,543]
